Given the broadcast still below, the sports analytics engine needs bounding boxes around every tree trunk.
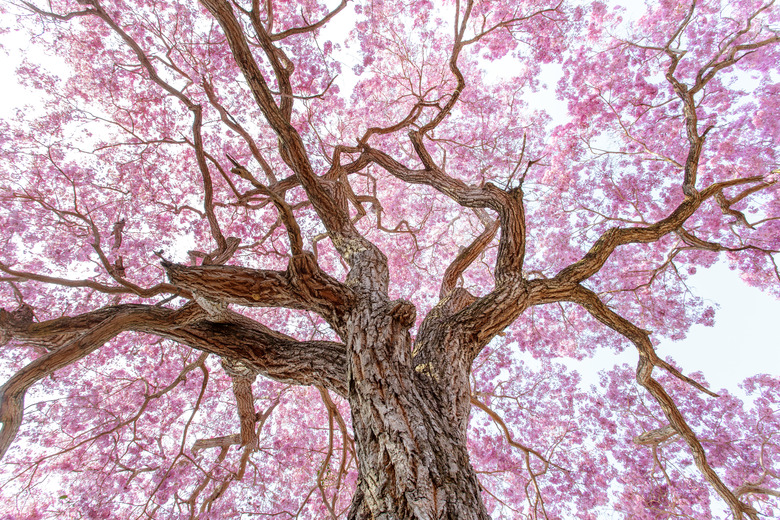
[345,298,489,519]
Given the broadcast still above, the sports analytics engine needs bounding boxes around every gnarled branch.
[566,284,758,520]
[1,302,349,461]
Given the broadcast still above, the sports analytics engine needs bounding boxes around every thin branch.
[0,261,181,299]
[470,396,568,473]
[270,0,348,41]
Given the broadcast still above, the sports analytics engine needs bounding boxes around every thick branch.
[221,357,260,448]
[553,176,767,284]
[634,424,678,446]
[451,282,531,355]
[162,311,348,395]
[1,303,349,460]
[162,256,354,329]
[0,304,198,460]
[364,146,527,281]
[199,0,379,275]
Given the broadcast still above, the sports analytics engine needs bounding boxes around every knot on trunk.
[288,252,354,308]
[220,357,259,380]
[386,299,416,329]
[442,288,477,315]
[193,294,229,321]
[0,305,35,345]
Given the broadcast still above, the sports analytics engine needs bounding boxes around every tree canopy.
[0,0,778,518]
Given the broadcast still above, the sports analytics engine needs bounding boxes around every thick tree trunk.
[345,299,489,519]
[188,3,495,513]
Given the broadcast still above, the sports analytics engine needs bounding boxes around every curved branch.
[735,484,780,499]
[565,284,759,520]
[227,154,304,255]
[363,146,526,281]
[358,103,425,146]
[470,396,565,472]
[553,176,768,284]
[440,219,499,298]
[361,144,533,350]
[0,304,193,460]
[270,0,348,41]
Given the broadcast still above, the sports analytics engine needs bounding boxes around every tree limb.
[199,0,383,283]
[565,284,759,520]
[270,0,348,41]
[0,303,349,461]
[553,176,768,284]
[440,219,499,298]
[162,255,354,330]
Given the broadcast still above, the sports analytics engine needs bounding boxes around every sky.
[577,261,780,397]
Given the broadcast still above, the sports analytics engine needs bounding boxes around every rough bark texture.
[345,304,488,519]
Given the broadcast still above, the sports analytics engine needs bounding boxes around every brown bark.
[344,297,489,519]
[1,297,495,518]
[0,303,349,460]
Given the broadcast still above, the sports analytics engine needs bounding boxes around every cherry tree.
[0,0,778,517]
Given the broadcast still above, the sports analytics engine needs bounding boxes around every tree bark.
[344,298,489,519]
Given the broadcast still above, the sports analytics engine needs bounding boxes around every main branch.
[0,303,348,461]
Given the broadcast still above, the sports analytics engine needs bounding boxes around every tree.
[0,0,778,517]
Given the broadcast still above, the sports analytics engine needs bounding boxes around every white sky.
[577,261,780,396]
